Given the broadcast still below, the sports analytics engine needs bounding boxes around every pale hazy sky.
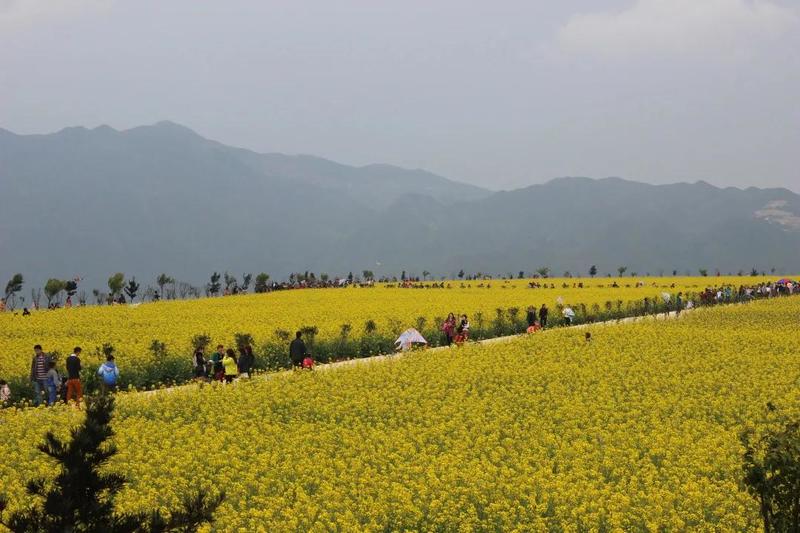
[1,0,798,191]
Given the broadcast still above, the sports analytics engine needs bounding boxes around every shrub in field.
[742,406,800,533]
[0,395,223,532]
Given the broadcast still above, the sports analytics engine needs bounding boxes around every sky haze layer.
[1,0,798,191]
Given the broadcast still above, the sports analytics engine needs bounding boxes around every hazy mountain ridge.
[1,122,798,292]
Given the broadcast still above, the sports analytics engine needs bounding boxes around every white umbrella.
[395,328,428,351]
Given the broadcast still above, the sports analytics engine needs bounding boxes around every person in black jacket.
[65,347,83,405]
[539,304,549,328]
[526,306,537,328]
[289,332,307,368]
[238,344,254,377]
[193,347,207,380]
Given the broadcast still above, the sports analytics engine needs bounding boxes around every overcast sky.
[1,0,798,191]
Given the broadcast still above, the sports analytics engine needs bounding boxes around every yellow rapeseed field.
[0,276,767,387]
[1,296,798,531]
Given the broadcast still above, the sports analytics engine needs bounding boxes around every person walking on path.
[289,331,307,368]
[45,361,61,406]
[539,304,549,329]
[65,347,83,406]
[526,306,538,328]
[29,344,51,407]
[238,344,254,378]
[97,354,120,394]
[441,313,456,346]
[222,349,238,383]
[210,345,225,382]
[562,305,575,326]
[193,347,207,380]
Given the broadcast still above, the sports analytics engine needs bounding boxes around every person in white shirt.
[562,306,576,325]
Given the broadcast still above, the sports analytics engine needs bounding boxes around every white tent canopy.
[395,328,427,351]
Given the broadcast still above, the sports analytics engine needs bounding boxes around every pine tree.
[0,395,223,532]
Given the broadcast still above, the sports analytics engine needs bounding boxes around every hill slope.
[1,122,798,289]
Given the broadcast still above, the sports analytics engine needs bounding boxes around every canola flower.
[0,276,772,392]
[1,296,798,531]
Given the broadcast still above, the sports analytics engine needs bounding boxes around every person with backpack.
[65,347,83,406]
[97,354,120,394]
[29,344,52,407]
[45,360,62,406]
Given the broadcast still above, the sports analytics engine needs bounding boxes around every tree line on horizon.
[1,266,782,311]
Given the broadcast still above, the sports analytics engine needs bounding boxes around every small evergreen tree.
[223,272,237,293]
[742,405,800,532]
[124,278,140,302]
[240,274,252,293]
[0,395,223,532]
[617,266,627,277]
[207,272,221,296]
[589,265,597,278]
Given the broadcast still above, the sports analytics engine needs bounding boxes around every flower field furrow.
[1,296,799,530]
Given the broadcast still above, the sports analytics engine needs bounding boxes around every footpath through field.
[142,307,694,397]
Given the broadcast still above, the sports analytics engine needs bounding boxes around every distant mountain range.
[1,121,798,292]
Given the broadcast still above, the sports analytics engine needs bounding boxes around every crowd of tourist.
[2,279,796,408]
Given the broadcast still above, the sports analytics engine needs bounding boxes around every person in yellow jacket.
[222,349,238,384]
